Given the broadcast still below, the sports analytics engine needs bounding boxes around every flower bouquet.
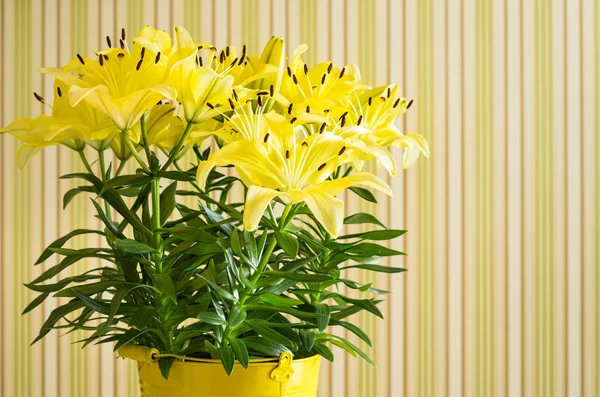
[1,26,428,397]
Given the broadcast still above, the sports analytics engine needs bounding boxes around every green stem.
[152,177,163,273]
[224,204,294,341]
[123,133,150,173]
[98,150,113,221]
[114,160,128,177]
[77,150,95,175]
[139,113,153,163]
[160,121,195,172]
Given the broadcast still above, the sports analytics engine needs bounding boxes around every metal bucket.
[118,346,321,397]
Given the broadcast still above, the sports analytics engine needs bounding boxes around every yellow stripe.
[0,1,599,396]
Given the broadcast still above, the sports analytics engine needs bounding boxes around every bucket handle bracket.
[270,351,294,384]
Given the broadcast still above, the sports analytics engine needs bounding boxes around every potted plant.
[1,26,429,396]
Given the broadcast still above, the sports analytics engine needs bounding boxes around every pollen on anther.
[106,36,112,48]
[306,106,310,113]
[77,54,85,65]
[339,111,348,120]
[407,99,414,109]
[119,39,125,50]
[264,133,270,143]
[207,102,215,109]
[387,87,391,98]
[33,92,44,103]
[292,74,298,85]
[99,55,104,66]
[303,64,308,75]
[269,85,274,97]
[357,115,363,125]
[285,150,290,159]
[121,28,126,40]
[319,123,326,134]
[288,103,293,114]
[318,163,327,171]
[57,87,62,97]
[226,46,230,57]
[155,52,161,64]
[327,63,333,74]
[368,97,372,106]
[228,98,235,109]
[118,53,125,58]
[393,98,401,108]
[321,74,326,85]
[257,96,263,107]
[140,47,146,59]
[103,54,109,61]
[338,146,346,155]
[287,66,292,77]
[136,59,143,70]
[233,89,239,101]
[290,117,297,123]
[302,142,308,147]
[339,67,346,78]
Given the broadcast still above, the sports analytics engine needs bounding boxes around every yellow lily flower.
[0,78,120,166]
[196,114,391,237]
[0,115,82,168]
[167,26,234,123]
[335,84,430,174]
[277,51,365,116]
[40,28,177,132]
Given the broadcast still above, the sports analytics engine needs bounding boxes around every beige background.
[0,0,599,396]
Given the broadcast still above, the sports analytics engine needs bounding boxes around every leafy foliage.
[25,146,407,379]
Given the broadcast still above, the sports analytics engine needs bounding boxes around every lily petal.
[243,186,281,231]
[290,188,345,238]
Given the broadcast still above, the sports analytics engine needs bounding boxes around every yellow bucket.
[118,345,321,397]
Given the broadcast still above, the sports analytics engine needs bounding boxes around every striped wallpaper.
[0,1,598,396]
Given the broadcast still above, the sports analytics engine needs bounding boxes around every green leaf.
[228,305,247,328]
[218,342,235,375]
[338,229,407,241]
[63,186,95,209]
[260,293,303,308]
[228,337,249,368]
[114,239,156,254]
[245,320,294,347]
[299,330,316,351]
[230,228,243,256]
[330,320,372,346]
[159,181,177,225]
[160,226,218,242]
[241,336,288,357]
[275,231,299,258]
[158,357,176,380]
[153,274,177,303]
[73,291,109,314]
[22,293,49,314]
[91,199,127,239]
[129,306,157,329]
[32,300,85,344]
[201,202,233,235]
[315,303,330,331]
[242,304,328,319]
[196,312,227,326]
[35,229,105,265]
[30,254,88,284]
[349,186,377,203]
[340,264,407,273]
[343,213,386,228]
[312,342,334,361]
[159,170,195,182]
[100,174,152,195]
[113,328,153,351]
[262,271,333,282]
[345,242,405,257]
[332,336,375,365]
[336,296,383,319]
